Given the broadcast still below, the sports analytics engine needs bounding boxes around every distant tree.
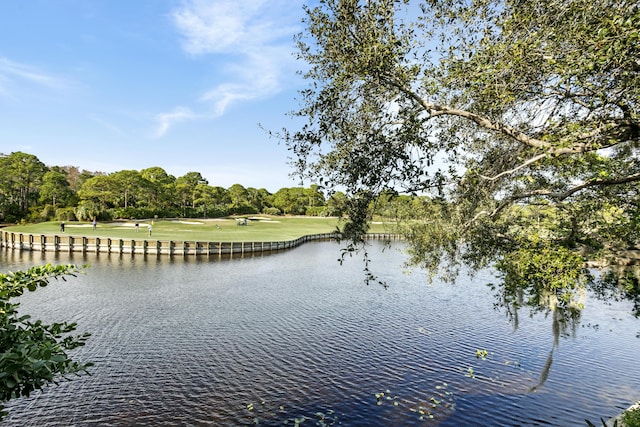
[226,183,254,214]
[58,166,97,193]
[271,187,309,215]
[325,191,348,217]
[246,187,272,213]
[39,170,76,208]
[140,167,176,209]
[0,152,48,219]
[372,192,419,220]
[110,170,150,208]
[209,186,230,206]
[175,172,208,216]
[0,150,360,223]
[0,264,92,420]
[194,182,216,217]
[197,186,230,217]
[77,175,118,211]
[305,184,326,208]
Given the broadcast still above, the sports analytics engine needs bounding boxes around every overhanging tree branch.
[291,0,640,282]
[382,74,636,156]
[487,172,640,219]
[478,153,548,181]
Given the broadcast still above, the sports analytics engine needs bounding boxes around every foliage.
[110,207,178,220]
[0,152,48,219]
[262,207,282,216]
[244,399,341,426]
[590,267,640,318]
[496,242,588,312]
[271,186,327,215]
[55,207,77,222]
[373,385,453,421]
[280,0,639,291]
[622,406,640,427]
[305,206,327,216]
[0,264,92,420]
[0,151,345,222]
[38,205,55,222]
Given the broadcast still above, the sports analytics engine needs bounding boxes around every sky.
[0,0,312,192]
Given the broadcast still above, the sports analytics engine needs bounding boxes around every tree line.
[0,151,353,223]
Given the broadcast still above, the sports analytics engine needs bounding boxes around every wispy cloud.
[154,106,198,138]
[173,0,301,53]
[0,56,65,96]
[153,0,302,136]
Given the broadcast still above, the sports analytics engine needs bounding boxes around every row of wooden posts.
[0,230,401,257]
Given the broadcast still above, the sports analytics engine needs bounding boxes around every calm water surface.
[0,241,638,426]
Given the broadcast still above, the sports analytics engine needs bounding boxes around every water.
[0,241,638,426]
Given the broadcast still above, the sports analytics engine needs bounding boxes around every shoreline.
[0,230,401,257]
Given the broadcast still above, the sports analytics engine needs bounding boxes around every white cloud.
[199,47,283,116]
[173,0,258,54]
[154,106,198,137]
[152,0,302,136]
[173,0,299,55]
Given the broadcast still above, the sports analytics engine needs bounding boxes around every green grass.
[4,216,392,242]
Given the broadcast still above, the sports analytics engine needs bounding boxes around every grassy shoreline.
[3,216,392,243]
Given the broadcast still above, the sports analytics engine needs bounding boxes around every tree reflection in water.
[593,266,640,319]
[487,259,640,392]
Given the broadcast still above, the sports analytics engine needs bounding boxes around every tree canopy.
[0,151,338,223]
[284,0,640,293]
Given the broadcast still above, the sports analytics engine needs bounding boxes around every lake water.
[1,241,639,426]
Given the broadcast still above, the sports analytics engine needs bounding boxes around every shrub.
[229,205,258,215]
[262,207,281,216]
[0,264,92,420]
[305,206,327,217]
[55,207,77,221]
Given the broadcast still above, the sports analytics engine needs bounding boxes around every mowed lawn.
[4,216,392,242]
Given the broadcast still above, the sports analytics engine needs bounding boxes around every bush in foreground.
[0,264,92,420]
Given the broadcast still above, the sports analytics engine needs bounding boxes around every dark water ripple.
[1,241,639,426]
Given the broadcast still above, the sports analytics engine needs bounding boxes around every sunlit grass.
[4,216,392,242]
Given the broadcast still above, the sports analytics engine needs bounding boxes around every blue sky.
[0,0,310,192]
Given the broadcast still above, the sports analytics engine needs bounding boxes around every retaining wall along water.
[0,230,401,256]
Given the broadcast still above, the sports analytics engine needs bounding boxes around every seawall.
[0,230,401,256]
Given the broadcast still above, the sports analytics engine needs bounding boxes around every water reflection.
[594,266,640,319]
[0,242,639,426]
[486,257,640,396]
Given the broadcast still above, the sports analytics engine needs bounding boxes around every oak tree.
[284,0,640,298]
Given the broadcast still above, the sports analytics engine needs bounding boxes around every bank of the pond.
[0,230,401,256]
[606,401,640,427]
